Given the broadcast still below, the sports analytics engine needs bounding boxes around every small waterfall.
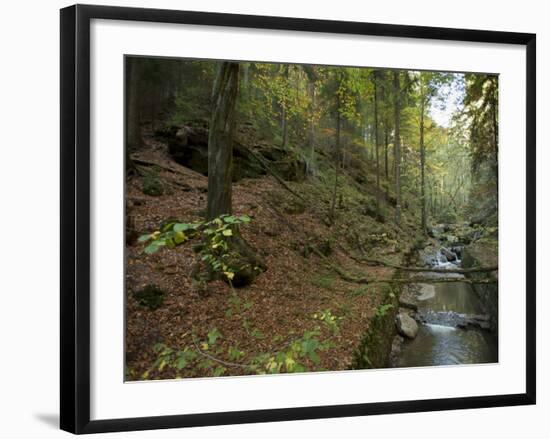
[393,236,497,368]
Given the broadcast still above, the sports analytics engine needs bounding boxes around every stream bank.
[463,240,499,335]
[392,233,498,368]
[352,225,498,370]
[351,247,418,370]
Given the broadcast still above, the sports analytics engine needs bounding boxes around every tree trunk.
[393,71,402,225]
[330,95,341,224]
[126,58,142,153]
[420,88,427,234]
[308,81,316,175]
[207,62,239,220]
[373,71,381,214]
[384,122,389,179]
[281,64,290,148]
[204,62,266,287]
[491,79,499,183]
[242,63,250,100]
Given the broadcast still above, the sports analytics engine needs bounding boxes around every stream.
[393,245,498,368]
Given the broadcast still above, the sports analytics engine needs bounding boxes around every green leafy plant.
[247,329,332,374]
[313,309,342,335]
[374,303,394,318]
[139,214,252,282]
[147,319,337,378]
[207,328,222,345]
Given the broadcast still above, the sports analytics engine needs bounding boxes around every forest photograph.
[124,56,499,381]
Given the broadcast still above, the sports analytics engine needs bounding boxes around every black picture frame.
[60,4,536,434]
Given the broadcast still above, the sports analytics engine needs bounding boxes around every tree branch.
[310,246,368,284]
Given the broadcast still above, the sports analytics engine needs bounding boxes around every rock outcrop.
[396,313,419,339]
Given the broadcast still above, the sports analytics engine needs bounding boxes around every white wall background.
[0,0,546,437]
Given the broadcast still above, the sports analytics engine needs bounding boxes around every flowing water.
[394,248,498,368]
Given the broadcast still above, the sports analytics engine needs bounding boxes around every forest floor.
[125,133,421,380]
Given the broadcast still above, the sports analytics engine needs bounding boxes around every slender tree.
[373,70,381,214]
[330,91,342,224]
[393,70,402,225]
[207,62,240,219]
[419,75,427,233]
[126,58,143,153]
[281,64,290,148]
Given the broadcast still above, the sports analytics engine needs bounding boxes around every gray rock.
[440,247,457,262]
[416,283,436,301]
[389,335,405,367]
[396,313,419,339]
[451,246,464,259]
[399,285,419,311]
[399,297,418,311]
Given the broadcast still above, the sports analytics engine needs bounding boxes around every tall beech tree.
[206,61,240,219]
[393,70,402,225]
[205,61,265,286]
[373,70,381,214]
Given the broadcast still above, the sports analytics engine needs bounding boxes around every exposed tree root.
[132,156,198,178]
[339,245,497,274]
[239,144,306,202]
[310,246,368,284]
[369,277,497,285]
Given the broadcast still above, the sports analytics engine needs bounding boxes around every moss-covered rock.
[351,285,400,369]
[142,173,164,196]
[133,285,165,310]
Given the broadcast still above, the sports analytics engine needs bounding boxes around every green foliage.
[146,308,342,378]
[133,284,165,310]
[225,291,253,318]
[313,309,342,335]
[247,329,332,374]
[149,343,198,377]
[228,346,244,361]
[374,303,394,318]
[139,214,252,281]
[207,328,222,345]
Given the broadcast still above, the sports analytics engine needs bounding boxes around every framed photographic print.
[60,4,536,434]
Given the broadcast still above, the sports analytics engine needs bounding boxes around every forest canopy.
[126,57,498,227]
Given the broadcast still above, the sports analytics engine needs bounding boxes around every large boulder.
[416,283,436,301]
[271,158,307,182]
[396,312,419,339]
[167,125,209,175]
[451,246,463,259]
[159,124,306,182]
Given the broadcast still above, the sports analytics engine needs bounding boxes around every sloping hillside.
[125,127,422,379]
